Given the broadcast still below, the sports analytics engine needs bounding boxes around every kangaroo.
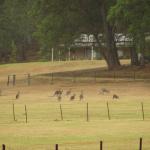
[53,90,59,96]
[66,89,71,96]
[99,88,110,95]
[16,91,20,99]
[113,94,119,100]
[70,94,76,101]
[53,89,62,96]
[79,91,84,101]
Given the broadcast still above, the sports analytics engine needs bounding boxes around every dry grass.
[0,60,130,78]
[0,60,150,150]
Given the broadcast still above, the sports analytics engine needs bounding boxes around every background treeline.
[0,0,39,63]
[0,0,150,69]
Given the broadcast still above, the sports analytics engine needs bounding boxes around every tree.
[0,0,12,62]
[108,0,150,66]
[5,0,36,61]
[33,0,120,69]
[100,0,120,69]
[0,0,38,63]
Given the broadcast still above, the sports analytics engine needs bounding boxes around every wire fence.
[0,102,150,124]
[1,69,150,87]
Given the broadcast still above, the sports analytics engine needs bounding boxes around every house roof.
[72,33,132,48]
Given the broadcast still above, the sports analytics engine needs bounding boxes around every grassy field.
[0,60,150,150]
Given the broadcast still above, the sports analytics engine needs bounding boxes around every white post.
[68,47,71,61]
[51,48,54,62]
[91,46,94,60]
[59,50,61,62]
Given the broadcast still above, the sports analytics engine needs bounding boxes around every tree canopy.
[108,0,150,65]
[0,0,150,68]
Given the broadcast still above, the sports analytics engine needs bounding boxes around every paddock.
[0,61,150,150]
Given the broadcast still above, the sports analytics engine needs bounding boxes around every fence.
[1,138,144,150]
[2,69,150,87]
[0,102,149,124]
[6,73,31,87]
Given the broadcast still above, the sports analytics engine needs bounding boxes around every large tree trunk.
[139,33,145,67]
[101,2,120,70]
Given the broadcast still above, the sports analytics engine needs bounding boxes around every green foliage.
[33,0,103,48]
[10,41,17,63]
[108,0,150,49]
[0,0,149,66]
[0,0,37,62]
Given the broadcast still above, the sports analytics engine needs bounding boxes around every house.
[66,34,132,60]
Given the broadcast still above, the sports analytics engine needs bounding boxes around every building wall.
[68,46,131,60]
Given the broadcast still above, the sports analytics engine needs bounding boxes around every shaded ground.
[42,64,150,79]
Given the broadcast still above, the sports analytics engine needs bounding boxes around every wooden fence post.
[25,105,28,123]
[87,103,89,122]
[7,75,10,86]
[133,71,136,81]
[13,74,16,86]
[13,103,16,121]
[100,141,103,150]
[2,144,5,150]
[94,72,97,83]
[27,73,31,86]
[107,102,111,120]
[139,137,143,150]
[60,104,63,121]
[113,71,116,80]
[55,144,58,150]
[51,73,54,84]
[141,102,145,121]
[73,73,76,83]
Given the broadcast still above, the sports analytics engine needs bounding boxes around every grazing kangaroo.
[53,89,62,96]
[66,89,71,96]
[16,91,20,99]
[79,91,84,101]
[70,94,76,101]
[53,90,59,96]
[113,94,119,100]
[102,88,110,94]
[99,88,110,95]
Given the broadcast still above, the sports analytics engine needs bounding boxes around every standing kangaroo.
[79,91,84,101]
